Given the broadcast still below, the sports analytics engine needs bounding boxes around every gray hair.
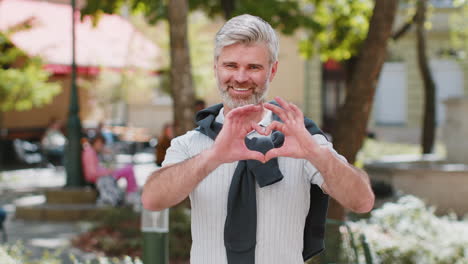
[214,14,279,64]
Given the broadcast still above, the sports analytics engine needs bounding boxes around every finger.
[264,103,288,122]
[250,121,267,136]
[265,121,286,135]
[274,96,293,112]
[227,104,262,120]
[245,150,266,163]
[289,103,304,119]
[264,148,282,162]
[226,105,263,129]
[264,121,284,135]
[274,96,297,121]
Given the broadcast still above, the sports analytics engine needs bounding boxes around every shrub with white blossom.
[0,242,142,264]
[343,195,468,264]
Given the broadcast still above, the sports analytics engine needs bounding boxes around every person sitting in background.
[194,99,206,113]
[93,121,116,146]
[41,118,66,166]
[155,123,174,166]
[82,133,139,207]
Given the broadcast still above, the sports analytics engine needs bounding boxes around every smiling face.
[215,42,278,112]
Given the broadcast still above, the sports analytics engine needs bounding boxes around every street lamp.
[141,208,169,264]
[65,0,84,187]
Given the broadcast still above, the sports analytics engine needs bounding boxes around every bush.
[0,242,142,264]
[342,196,468,264]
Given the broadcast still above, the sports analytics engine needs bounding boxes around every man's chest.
[190,157,310,209]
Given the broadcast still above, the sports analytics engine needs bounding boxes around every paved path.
[0,157,157,263]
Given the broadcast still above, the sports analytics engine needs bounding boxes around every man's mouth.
[227,84,254,91]
[232,87,249,91]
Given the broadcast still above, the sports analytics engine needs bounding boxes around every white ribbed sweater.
[163,109,342,264]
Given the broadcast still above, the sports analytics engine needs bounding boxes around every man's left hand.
[261,96,324,162]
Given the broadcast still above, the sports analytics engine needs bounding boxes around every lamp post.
[141,208,169,264]
[65,0,84,187]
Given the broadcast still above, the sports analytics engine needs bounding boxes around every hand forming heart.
[212,96,321,164]
[261,96,321,162]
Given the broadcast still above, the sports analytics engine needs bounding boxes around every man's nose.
[233,68,248,83]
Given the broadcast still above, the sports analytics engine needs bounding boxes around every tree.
[0,30,61,133]
[318,1,398,262]
[0,30,61,168]
[450,0,468,58]
[332,0,398,169]
[391,0,438,154]
[167,0,195,135]
[415,0,437,154]
[0,32,61,113]
[83,0,195,136]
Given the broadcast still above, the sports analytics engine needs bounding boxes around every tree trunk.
[416,0,437,154]
[168,0,195,136]
[324,0,398,261]
[221,0,236,19]
[332,0,398,165]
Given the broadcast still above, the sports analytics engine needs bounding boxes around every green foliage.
[0,241,65,264]
[191,0,374,61]
[0,32,61,112]
[450,1,468,60]
[298,0,374,61]
[1,242,143,264]
[83,0,374,62]
[81,0,167,25]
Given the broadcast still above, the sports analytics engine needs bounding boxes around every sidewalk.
[0,154,157,263]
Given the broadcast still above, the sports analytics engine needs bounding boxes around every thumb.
[246,150,266,163]
[264,148,281,163]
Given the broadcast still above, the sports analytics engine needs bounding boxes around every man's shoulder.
[172,129,211,145]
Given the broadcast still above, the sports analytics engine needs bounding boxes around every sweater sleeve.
[161,131,195,167]
[304,134,347,188]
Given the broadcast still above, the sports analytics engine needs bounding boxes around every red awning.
[43,64,100,76]
[0,0,162,71]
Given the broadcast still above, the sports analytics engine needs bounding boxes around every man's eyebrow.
[249,63,263,67]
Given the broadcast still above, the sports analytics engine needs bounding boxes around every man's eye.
[249,65,261,70]
[225,64,237,68]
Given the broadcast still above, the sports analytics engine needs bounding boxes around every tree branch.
[392,13,417,41]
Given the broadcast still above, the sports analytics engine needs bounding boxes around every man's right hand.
[209,104,266,164]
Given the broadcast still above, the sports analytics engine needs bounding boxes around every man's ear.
[269,61,278,82]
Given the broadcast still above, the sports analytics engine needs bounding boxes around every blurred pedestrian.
[41,118,66,166]
[155,123,174,167]
[194,99,206,113]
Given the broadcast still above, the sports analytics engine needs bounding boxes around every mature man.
[142,14,374,264]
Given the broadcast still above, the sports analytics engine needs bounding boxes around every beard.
[217,79,269,109]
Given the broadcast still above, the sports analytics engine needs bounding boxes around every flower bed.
[343,195,468,264]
